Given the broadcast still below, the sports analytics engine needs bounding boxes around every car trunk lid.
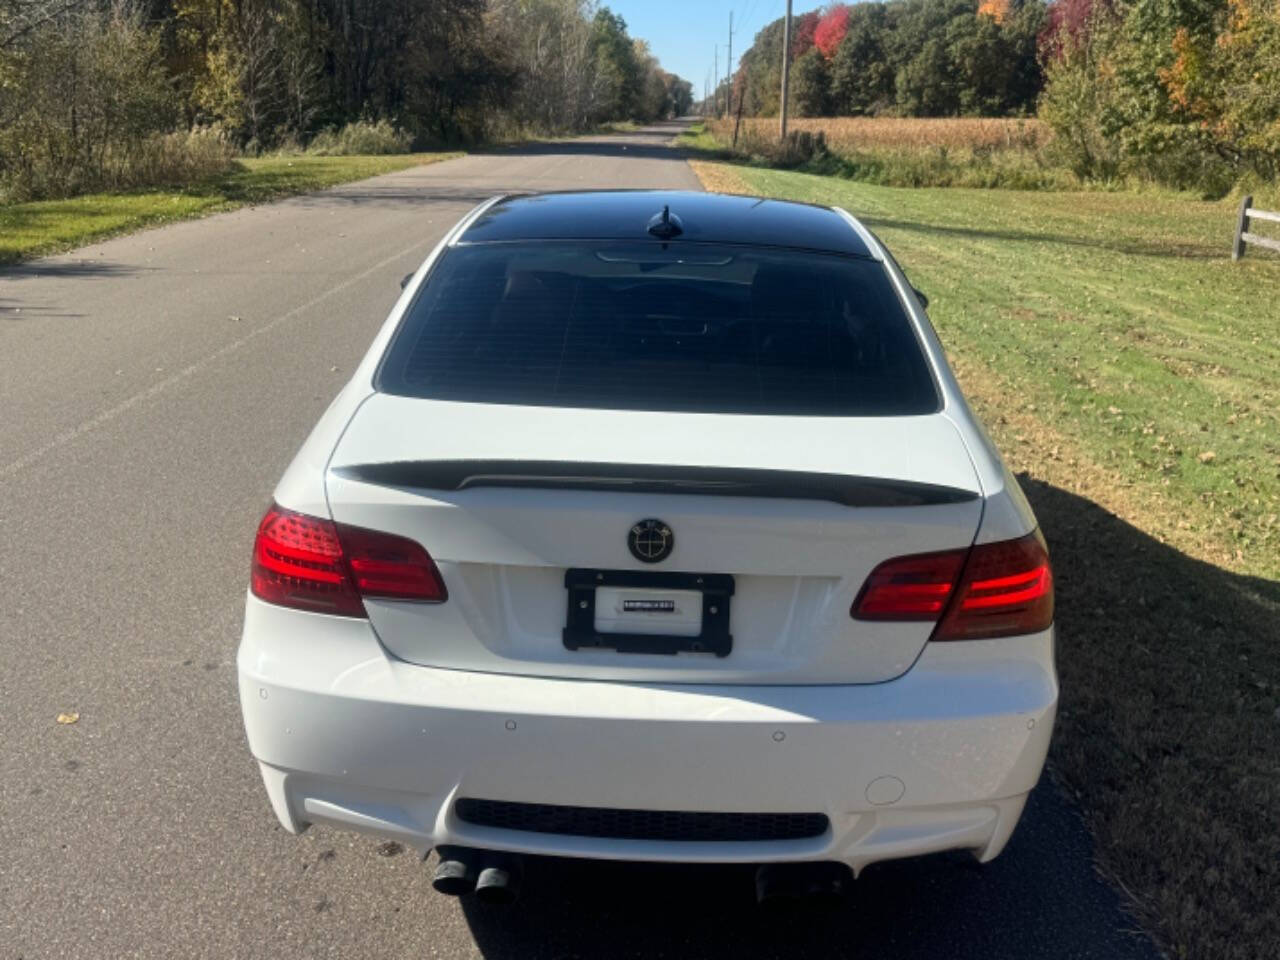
[325,394,983,684]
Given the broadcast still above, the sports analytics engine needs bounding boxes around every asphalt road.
[0,122,1160,959]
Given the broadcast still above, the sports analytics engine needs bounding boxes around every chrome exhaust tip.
[431,846,477,897]
[474,863,519,905]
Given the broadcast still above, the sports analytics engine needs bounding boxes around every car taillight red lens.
[251,504,446,617]
[336,522,448,603]
[934,530,1052,641]
[852,531,1053,640]
[252,505,363,616]
[852,549,967,620]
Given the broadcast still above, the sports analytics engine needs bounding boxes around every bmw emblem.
[628,519,674,564]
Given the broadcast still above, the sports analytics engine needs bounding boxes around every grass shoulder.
[691,160,1280,583]
[0,152,461,266]
[676,122,728,156]
[688,157,1280,960]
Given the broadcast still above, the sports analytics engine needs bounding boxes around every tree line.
[1040,0,1280,189]
[727,0,1046,121]
[0,0,694,200]
[719,0,1280,192]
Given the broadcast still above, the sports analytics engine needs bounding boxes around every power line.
[738,0,762,42]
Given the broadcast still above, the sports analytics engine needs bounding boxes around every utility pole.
[780,0,793,140]
[713,45,719,119]
[726,11,734,120]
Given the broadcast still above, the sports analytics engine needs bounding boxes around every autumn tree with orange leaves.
[1038,0,1280,188]
[1159,0,1280,176]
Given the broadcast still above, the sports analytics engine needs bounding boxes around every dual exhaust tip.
[433,846,851,908]
[432,846,521,905]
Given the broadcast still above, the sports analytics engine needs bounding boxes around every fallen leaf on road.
[56,712,79,725]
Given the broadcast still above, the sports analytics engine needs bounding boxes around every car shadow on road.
[479,140,694,164]
[459,778,1157,960]
[291,187,501,208]
[0,260,143,318]
[0,259,142,282]
[1012,474,1280,958]
[459,475,1279,959]
[474,122,696,165]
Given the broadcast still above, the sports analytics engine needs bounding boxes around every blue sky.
[610,1,828,94]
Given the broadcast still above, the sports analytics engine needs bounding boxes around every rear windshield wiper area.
[332,461,979,508]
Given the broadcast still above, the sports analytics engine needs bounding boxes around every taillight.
[852,549,967,620]
[336,522,448,603]
[251,504,446,617]
[852,530,1053,641]
[934,530,1052,641]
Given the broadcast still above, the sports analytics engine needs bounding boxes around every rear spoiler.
[332,461,978,508]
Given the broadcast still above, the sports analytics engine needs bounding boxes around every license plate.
[563,569,735,657]
[596,585,703,637]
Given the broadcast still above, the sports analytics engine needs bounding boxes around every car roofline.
[451,190,879,259]
[446,235,881,261]
[830,207,885,262]
[446,194,511,246]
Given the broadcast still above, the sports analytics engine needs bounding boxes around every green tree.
[737,17,785,116]
[590,7,641,122]
[791,48,832,116]
[735,0,1047,119]
[829,3,895,115]
[1037,6,1124,179]
[0,0,180,197]
[1036,0,1273,190]
[896,36,956,114]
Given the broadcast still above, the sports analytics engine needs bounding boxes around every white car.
[238,190,1056,905]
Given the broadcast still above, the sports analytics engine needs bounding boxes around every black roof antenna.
[647,205,683,240]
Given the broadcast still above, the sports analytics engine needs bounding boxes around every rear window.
[377,242,939,416]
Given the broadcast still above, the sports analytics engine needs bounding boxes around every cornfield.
[705,116,1049,152]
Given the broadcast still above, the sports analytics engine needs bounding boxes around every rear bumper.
[238,595,1056,874]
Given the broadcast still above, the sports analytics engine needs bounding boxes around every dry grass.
[686,159,754,195]
[706,116,1049,152]
[691,117,1069,190]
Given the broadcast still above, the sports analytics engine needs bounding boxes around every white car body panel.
[842,209,1037,545]
[239,595,1055,874]
[241,193,1057,876]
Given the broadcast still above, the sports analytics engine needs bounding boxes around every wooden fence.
[1233,196,1280,260]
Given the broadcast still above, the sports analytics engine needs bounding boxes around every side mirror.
[400,272,415,290]
[912,287,929,309]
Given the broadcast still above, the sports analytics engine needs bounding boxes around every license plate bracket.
[563,569,735,657]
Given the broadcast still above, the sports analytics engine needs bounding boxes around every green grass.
[676,123,724,153]
[699,162,1280,580]
[0,152,461,265]
[691,159,1280,960]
